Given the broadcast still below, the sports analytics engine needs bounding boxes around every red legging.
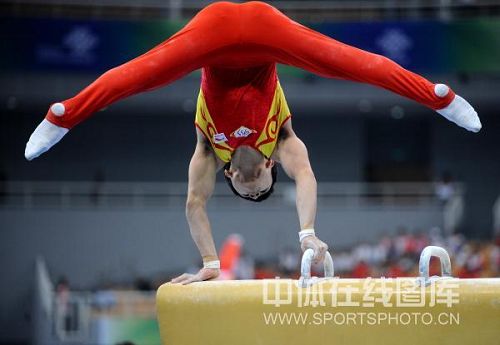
[46,1,455,129]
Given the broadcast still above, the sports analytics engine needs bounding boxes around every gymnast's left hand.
[170,267,220,285]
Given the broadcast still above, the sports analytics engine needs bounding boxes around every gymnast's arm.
[171,131,221,284]
[274,122,328,264]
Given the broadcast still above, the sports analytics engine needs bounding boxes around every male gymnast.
[25,1,481,284]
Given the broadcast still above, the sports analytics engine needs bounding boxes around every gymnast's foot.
[434,84,482,133]
[25,103,69,161]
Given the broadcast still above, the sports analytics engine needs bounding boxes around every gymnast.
[25,1,481,284]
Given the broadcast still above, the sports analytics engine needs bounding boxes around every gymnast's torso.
[194,63,291,162]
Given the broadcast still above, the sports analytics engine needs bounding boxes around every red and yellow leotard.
[44,1,455,140]
[195,64,290,162]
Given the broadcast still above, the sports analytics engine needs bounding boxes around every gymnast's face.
[224,159,275,200]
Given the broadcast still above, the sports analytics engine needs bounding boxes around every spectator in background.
[457,242,483,278]
[385,259,405,278]
[435,171,455,204]
[55,276,70,309]
[55,276,78,332]
[394,227,410,257]
[234,248,255,280]
[219,234,244,280]
[447,233,466,256]
[434,172,465,235]
[351,260,371,278]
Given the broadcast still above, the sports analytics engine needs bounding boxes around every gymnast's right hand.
[25,103,69,161]
[301,235,328,265]
[170,267,220,285]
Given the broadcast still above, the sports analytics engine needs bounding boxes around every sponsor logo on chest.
[231,126,257,138]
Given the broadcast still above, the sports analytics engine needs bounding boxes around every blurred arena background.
[1,0,500,344]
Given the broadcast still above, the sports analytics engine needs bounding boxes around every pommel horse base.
[156,246,500,345]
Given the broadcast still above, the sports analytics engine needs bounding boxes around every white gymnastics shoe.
[434,84,482,133]
[25,119,69,161]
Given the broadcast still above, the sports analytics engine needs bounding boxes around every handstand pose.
[25,1,481,284]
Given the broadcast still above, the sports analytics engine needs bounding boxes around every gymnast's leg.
[25,2,241,160]
[240,2,481,132]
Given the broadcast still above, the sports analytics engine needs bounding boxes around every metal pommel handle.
[299,249,334,287]
[418,246,452,286]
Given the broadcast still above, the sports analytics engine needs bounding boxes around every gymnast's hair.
[224,146,277,202]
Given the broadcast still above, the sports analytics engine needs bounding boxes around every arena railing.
[1,181,464,210]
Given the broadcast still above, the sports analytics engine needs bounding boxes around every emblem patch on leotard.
[231,126,257,138]
[213,133,228,143]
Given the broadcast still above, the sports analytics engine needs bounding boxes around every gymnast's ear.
[224,169,233,178]
[266,159,275,168]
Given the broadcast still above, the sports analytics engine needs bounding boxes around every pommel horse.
[157,246,500,345]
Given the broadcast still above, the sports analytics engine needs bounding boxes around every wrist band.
[203,260,221,269]
[299,228,315,242]
[202,255,218,262]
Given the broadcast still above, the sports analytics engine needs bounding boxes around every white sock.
[435,85,481,132]
[25,119,69,160]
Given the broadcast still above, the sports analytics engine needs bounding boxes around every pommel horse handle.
[418,245,452,286]
[299,248,334,288]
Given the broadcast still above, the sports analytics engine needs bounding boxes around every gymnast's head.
[224,146,277,202]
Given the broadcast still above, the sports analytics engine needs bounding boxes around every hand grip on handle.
[299,248,334,288]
